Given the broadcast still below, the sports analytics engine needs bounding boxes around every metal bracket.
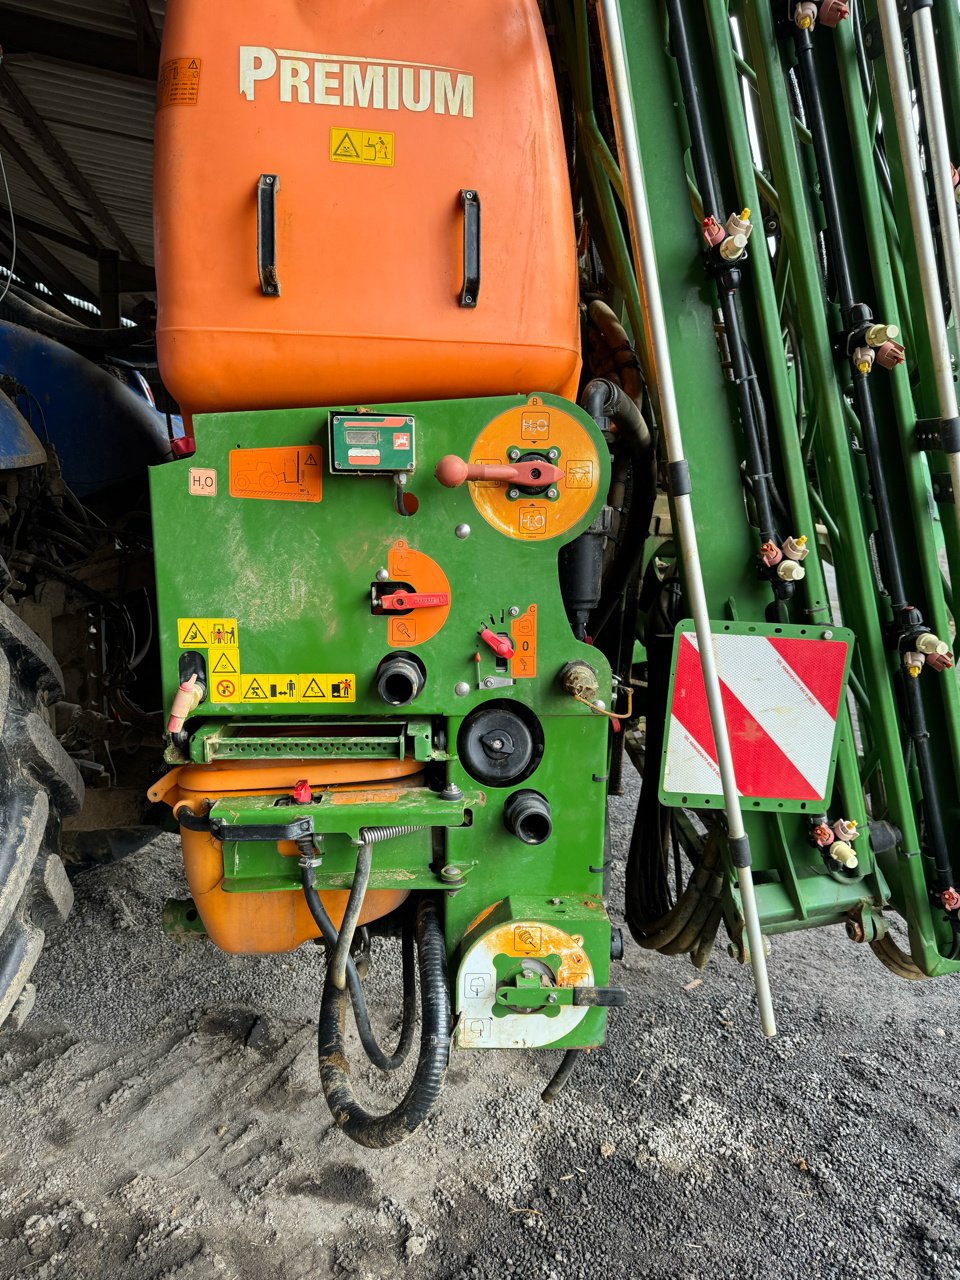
[916,416,960,453]
[257,174,280,296]
[931,472,955,505]
[861,18,884,58]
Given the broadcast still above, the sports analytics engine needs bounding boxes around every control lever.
[435,454,563,489]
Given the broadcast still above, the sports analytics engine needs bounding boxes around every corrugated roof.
[0,1,165,311]
[2,0,164,42]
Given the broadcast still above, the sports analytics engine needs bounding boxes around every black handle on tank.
[458,188,480,308]
[257,174,280,297]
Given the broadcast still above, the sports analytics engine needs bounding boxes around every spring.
[358,825,425,846]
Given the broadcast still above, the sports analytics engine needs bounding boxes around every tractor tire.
[0,599,83,1029]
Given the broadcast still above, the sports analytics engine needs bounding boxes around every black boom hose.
[317,894,450,1148]
[1,288,154,349]
[582,377,657,638]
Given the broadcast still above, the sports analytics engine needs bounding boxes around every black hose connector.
[503,789,553,845]
[375,651,426,706]
[317,894,450,1148]
[581,377,651,451]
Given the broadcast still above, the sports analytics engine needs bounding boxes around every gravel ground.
[0,762,958,1280]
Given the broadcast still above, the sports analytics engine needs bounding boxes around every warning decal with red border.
[659,624,852,810]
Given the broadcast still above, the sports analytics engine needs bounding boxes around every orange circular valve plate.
[386,539,451,648]
[466,398,600,541]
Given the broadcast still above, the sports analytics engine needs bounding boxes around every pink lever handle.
[435,454,563,489]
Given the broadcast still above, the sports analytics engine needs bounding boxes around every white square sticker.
[189,467,217,496]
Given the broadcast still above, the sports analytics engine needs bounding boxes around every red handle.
[479,627,516,659]
[435,455,563,489]
[379,590,451,611]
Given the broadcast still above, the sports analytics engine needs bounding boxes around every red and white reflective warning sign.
[659,624,852,809]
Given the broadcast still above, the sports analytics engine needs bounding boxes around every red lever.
[435,455,563,489]
[378,590,450,611]
[293,779,313,805]
[479,627,515,659]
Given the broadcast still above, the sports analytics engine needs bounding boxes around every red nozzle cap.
[819,0,849,26]
[942,887,960,913]
[171,436,197,459]
[293,779,313,805]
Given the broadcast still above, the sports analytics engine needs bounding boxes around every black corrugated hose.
[316,894,450,1149]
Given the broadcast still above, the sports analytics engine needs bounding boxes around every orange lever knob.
[435,455,563,489]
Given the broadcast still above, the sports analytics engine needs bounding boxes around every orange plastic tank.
[153,0,581,413]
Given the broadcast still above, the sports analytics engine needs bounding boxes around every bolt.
[546,993,558,1005]
[464,295,473,305]
[482,676,495,689]
[489,738,504,751]
[547,488,558,499]
[549,897,561,905]
[440,864,463,882]
[846,918,866,944]
[454,681,470,697]
[507,488,520,500]
[465,190,475,199]
[376,567,389,582]
[821,629,833,640]
[508,448,521,461]
[508,606,520,617]
[547,449,559,461]
[455,523,471,539]
[594,699,605,710]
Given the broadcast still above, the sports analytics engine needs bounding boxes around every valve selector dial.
[442,397,602,542]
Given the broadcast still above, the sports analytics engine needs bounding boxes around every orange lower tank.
[150,759,421,954]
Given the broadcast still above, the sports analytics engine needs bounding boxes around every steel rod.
[911,6,960,351]
[598,0,775,1037]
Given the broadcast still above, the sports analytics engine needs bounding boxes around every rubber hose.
[300,867,416,1072]
[1,289,153,348]
[541,1048,582,1104]
[581,378,658,640]
[330,840,374,990]
[317,895,450,1149]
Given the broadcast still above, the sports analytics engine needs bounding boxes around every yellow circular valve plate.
[467,398,600,541]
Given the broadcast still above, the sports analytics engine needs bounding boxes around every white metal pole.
[597,0,776,1036]
[877,0,960,525]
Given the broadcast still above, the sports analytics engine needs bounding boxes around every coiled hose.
[317,894,450,1148]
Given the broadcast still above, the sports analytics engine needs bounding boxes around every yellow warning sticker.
[236,673,357,704]
[329,127,394,167]
[209,648,240,676]
[177,618,239,648]
[298,673,356,702]
[157,57,202,110]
